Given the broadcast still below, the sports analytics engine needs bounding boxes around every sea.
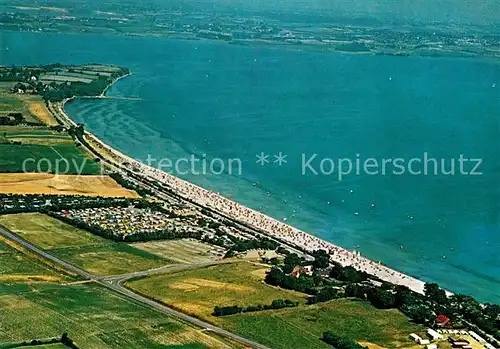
[1,30,499,303]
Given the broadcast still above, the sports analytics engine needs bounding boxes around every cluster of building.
[0,194,137,215]
[59,206,202,238]
[409,328,495,349]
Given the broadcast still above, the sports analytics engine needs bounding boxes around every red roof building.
[436,314,451,327]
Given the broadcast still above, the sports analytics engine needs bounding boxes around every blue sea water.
[2,31,499,303]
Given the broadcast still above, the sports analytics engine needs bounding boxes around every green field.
[0,125,101,174]
[40,75,93,84]
[0,283,236,349]
[0,126,65,137]
[21,345,68,349]
[52,244,170,276]
[222,299,424,349]
[0,343,70,349]
[126,263,307,319]
[0,237,67,284]
[0,241,60,278]
[127,263,424,349]
[0,96,23,112]
[131,239,226,264]
[0,82,44,123]
[0,214,174,276]
[0,213,107,250]
[0,142,101,174]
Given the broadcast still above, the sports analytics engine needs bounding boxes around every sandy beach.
[59,82,427,295]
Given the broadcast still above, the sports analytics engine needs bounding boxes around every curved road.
[0,225,271,349]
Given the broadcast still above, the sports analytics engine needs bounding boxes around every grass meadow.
[127,263,425,349]
[126,263,307,319]
[0,214,174,276]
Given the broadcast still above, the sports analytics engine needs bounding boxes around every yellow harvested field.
[28,101,58,126]
[0,173,139,197]
[0,274,64,283]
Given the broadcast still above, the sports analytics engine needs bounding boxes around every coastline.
[60,76,427,295]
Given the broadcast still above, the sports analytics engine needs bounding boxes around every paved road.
[0,226,271,349]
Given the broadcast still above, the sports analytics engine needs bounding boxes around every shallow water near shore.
[3,30,500,303]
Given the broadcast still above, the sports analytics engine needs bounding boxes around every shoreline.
[60,76,427,295]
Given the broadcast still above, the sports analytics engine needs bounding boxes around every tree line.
[322,332,368,349]
[263,249,500,342]
[213,299,299,317]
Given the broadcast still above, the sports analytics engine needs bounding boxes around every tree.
[309,287,339,304]
[394,285,413,307]
[485,303,500,319]
[424,283,449,305]
[312,249,330,269]
[403,304,434,325]
[283,253,301,274]
[269,257,280,266]
[368,288,396,309]
[322,332,368,349]
[265,267,285,286]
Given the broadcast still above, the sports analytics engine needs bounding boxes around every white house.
[427,328,444,341]
[409,334,421,343]
[469,331,486,344]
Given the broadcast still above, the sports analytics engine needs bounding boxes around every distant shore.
[59,74,427,295]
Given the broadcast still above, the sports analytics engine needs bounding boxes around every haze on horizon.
[23,0,500,27]
[207,0,500,26]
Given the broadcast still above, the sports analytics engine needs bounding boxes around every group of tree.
[0,193,140,215]
[109,172,153,197]
[308,287,341,304]
[329,262,369,283]
[263,248,500,341]
[10,332,79,348]
[321,332,368,349]
[212,299,299,316]
[61,332,80,349]
[265,267,322,295]
[345,281,500,341]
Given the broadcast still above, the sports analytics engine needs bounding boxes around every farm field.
[19,95,58,125]
[19,344,68,349]
[0,82,55,124]
[0,173,139,197]
[0,126,72,145]
[0,142,101,174]
[0,213,174,276]
[0,126,102,174]
[51,243,172,276]
[0,343,69,349]
[0,213,107,249]
[0,283,237,349]
[222,299,425,349]
[0,237,66,283]
[127,262,425,349]
[131,239,226,264]
[126,262,307,319]
[40,75,93,84]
